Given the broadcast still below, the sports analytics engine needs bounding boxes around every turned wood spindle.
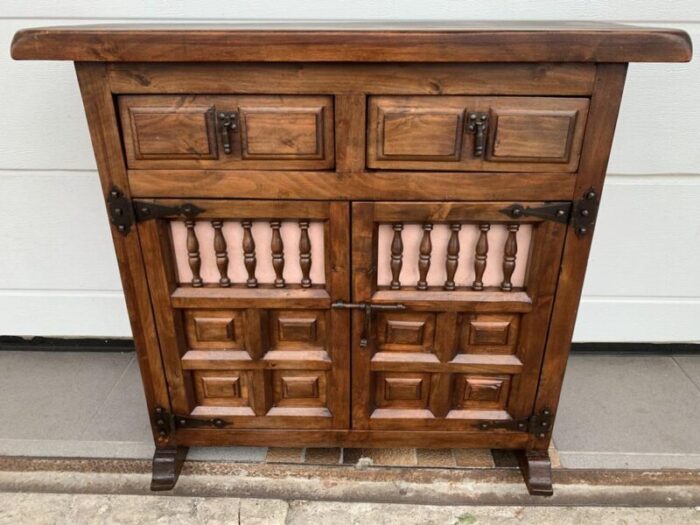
[185,220,203,287]
[417,223,432,290]
[501,224,520,291]
[299,220,312,288]
[444,223,461,291]
[241,220,257,288]
[472,223,490,291]
[211,220,230,287]
[270,220,285,288]
[390,223,404,290]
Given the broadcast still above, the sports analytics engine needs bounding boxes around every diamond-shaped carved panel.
[185,310,246,350]
[377,312,436,353]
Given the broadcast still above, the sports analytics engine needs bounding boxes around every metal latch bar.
[332,301,406,348]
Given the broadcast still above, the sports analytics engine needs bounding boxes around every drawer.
[367,96,589,172]
[119,95,334,170]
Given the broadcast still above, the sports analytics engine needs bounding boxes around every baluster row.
[386,221,522,291]
[183,219,313,288]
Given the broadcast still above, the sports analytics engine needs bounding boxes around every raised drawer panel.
[367,95,589,172]
[119,95,334,170]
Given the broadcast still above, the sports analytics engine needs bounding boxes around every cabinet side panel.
[532,64,628,450]
[75,62,171,444]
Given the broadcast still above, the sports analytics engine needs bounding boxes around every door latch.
[332,301,406,348]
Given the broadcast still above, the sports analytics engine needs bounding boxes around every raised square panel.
[273,371,327,408]
[278,316,317,343]
[193,370,250,407]
[461,314,519,354]
[128,105,217,160]
[195,317,235,342]
[454,374,510,410]
[377,312,436,353]
[376,372,431,409]
[469,319,511,346]
[202,375,241,398]
[282,376,319,399]
[269,310,326,350]
[185,310,246,350]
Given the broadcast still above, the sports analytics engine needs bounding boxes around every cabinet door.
[138,200,349,430]
[351,202,567,430]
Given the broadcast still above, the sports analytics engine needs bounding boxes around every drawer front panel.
[119,95,334,170]
[367,96,589,172]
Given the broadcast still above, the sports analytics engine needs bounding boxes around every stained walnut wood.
[11,23,692,63]
[15,23,691,496]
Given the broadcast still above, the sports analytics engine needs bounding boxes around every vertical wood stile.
[472,223,490,291]
[501,224,520,291]
[270,220,285,288]
[444,223,461,291]
[242,220,258,288]
[299,219,312,288]
[211,220,230,287]
[185,220,203,287]
[390,223,404,290]
[417,223,432,290]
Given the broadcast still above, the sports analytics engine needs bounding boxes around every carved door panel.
[350,202,568,430]
[138,199,349,430]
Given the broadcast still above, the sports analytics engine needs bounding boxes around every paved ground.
[0,492,698,525]
[0,350,699,469]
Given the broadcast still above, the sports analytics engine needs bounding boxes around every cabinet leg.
[516,449,553,496]
[151,446,189,491]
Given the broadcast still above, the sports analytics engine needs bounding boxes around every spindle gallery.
[11,21,691,495]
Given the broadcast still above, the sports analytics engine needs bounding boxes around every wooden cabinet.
[11,22,691,496]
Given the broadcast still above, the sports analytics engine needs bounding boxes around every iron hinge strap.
[107,185,204,236]
[152,407,230,439]
[478,409,553,437]
[500,190,599,237]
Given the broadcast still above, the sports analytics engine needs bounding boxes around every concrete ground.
[1,491,699,525]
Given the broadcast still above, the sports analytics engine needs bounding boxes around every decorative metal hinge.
[571,187,600,237]
[106,186,136,235]
[500,202,571,224]
[152,407,230,440]
[106,186,204,236]
[478,409,553,438]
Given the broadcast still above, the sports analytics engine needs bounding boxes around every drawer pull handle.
[467,112,489,157]
[217,111,238,154]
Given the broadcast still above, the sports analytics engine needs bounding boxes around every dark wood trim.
[12,24,692,63]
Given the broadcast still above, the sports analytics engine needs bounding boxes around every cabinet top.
[11,22,691,63]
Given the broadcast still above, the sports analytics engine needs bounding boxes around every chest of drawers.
[12,22,691,495]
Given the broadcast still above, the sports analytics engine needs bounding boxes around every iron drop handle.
[332,301,407,348]
[467,112,489,158]
[217,111,238,155]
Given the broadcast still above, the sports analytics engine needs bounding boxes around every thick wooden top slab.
[11,22,691,63]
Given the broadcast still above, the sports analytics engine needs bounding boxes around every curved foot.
[516,449,553,496]
[151,446,189,491]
